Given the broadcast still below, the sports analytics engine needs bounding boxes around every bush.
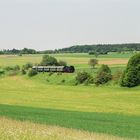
[41,55,58,66]
[120,53,140,87]
[48,72,53,76]
[23,63,33,70]
[13,65,20,71]
[0,69,5,75]
[18,54,22,56]
[61,79,65,83]
[57,72,62,75]
[4,65,20,71]
[76,71,92,84]
[95,65,112,85]
[28,69,38,77]
[21,69,26,75]
[58,60,67,66]
[4,66,13,71]
[112,70,123,84]
[8,71,18,76]
[98,64,111,74]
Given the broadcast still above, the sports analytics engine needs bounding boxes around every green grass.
[0,53,139,139]
[0,104,140,139]
[0,52,132,67]
[0,76,140,139]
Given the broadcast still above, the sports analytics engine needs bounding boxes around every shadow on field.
[0,104,139,139]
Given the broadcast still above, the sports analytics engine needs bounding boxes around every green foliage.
[7,71,18,76]
[41,55,58,66]
[98,64,111,74]
[13,65,20,71]
[4,65,20,71]
[89,51,99,58]
[4,66,14,71]
[21,69,26,75]
[23,63,33,70]
[28,69,38,77]
[120,53,140,87]
[58,44,140,53]
[0,76,140,139]
[58,60,67,66]
[0,48,36,55]
[88,59,98,68]
[95,65,112,85]
[0,69,5,75]
[76,71,92,84]
[112,70,123,84]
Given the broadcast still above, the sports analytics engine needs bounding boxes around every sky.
[0,0,140,50]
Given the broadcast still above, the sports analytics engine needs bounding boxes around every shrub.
[95,65,112,85]
[112,70,123,84]
[4,65,20,71]
[57,72,62,75]
[120,53,140,87]
[23,63,33,70]
[18,54,22,56]
[4,66,13,71]
[0,69,5,75]
[13,65,20,71]
[98,64,111,74]
[58,60,67,66]
[76,71,92,84]
[8,71,18,76]
[28,69,38,77]
[41,55,58,66]
[21,69,26,75]
[89,51,95,55]
[48,72,53,76]
[61,79,65,83]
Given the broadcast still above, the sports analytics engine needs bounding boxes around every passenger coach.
[32,66,75,73]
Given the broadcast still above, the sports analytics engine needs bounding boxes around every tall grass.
[0,117,132,140]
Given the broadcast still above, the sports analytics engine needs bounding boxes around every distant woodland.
[0,43,140,55]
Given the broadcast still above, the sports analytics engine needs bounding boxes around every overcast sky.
[0,0,140,50]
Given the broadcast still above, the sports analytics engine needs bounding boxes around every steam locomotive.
[32,65,75,73]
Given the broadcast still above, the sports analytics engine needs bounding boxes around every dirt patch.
[99,59,128,65]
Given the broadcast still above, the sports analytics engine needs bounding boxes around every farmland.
[0,52,140,140]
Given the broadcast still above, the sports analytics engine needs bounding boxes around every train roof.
[32,66,65,69]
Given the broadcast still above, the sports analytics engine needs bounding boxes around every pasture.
[0,52,140,140]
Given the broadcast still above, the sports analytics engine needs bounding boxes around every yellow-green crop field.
[0,53,140,140]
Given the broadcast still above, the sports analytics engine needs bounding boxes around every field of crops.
[0,53,140,140]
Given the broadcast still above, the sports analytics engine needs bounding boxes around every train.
[32,65,75,73]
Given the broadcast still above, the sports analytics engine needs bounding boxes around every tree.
[23,63,33,70]
[88,59,98,68]
[95,64,112,85]
[41,55,58,66]
[58,60,67,66]
[120,53,140,87]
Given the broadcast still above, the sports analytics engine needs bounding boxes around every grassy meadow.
[0,52,140,140]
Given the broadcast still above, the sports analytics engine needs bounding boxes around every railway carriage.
[32,66,75,73]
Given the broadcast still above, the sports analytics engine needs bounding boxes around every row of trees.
[1,43,140,55]
[58,44,140,54]
[0,48,37,55]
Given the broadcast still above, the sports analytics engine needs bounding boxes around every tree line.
[0,48,37,55]
[0,43,140,55]
[58,43,140,54]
